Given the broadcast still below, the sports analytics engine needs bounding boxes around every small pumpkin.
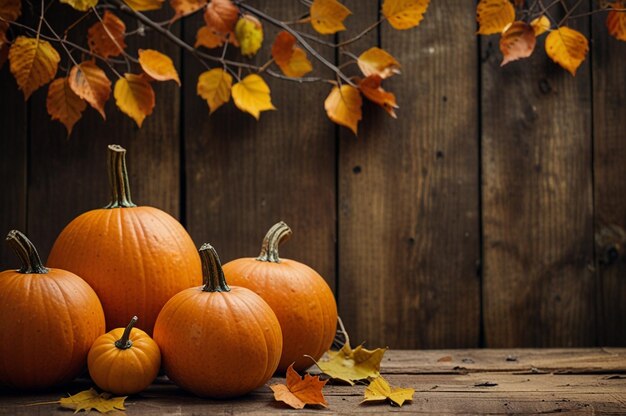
[223,221,338,372]
[88,316,161,395]
[153,243,282,399]
[48,144,202,335]
[0,230,105,390]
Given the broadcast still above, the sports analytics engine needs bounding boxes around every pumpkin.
[48,144,202,335]
[0,230,105,390]
[153,243,282,399]
[222,221,338,372]
[88,316,161,395]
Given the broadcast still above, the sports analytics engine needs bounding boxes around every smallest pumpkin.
[88,316,161,395]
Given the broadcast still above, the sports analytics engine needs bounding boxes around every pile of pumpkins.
[0,145,338,398]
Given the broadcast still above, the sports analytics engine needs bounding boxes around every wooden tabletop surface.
[1,348,625,415]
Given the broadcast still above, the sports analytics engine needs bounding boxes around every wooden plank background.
[0,1,624,348]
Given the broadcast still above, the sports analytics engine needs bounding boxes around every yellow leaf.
[197,67,232,113]
[47,77,87,136]
[87,11,126,59]
[363,376,414,407]
[204,0,239,33]
[59,388,126,413]
[324,85,362,136]
[68,61,111,118]
[0,0,21,44]
[358,75,398,118]
[357,47,400,79]
[170,0,207,19]
[530,15,550,36]
[9,36,60,100]
[270,364,328,409]
[317,339,386,383]
[607,1,626,41]
[500,21,536,66]
[271,31,313,78]
[114,73,156,127]
[138,49,180,85]
[59,0,98,11]
[476,0,515,35]
[545,27,588,76]
[123,0,163,11]
[231,74,275,119]
[235,14,263,57]
[381,0,430,30]
[310,0,351,35]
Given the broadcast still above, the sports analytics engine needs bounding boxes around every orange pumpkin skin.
[88,316,161,395]
[0,231,105,390]
[153,244,283,399]
[223,222,338,372]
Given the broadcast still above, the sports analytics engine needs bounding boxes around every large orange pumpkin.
[153,244,282,399]
[0,230,105,390]
[223,221,338,372]
[48,145,202,335]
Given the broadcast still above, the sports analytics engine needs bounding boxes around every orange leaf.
[530,15,550,36]
[114,73,155,127]
[138,49,180,85]
[195,26,238,49]
[231,74,275,119]
[88,11,126,59]
[607,2,626,41]
[68,61,111,118]
[170,0,207,19]
[270,364,328,410]
[0,0,21,45]
[197,67,232,113]
[271,31,312,77]
[545,27,588,76]
[499,21,536,66]
[358,75,398,118]
[476,0,515,35]
[381,0,430,30]
[9,36,60,100]
[357,47,400,79]
[47,77,87,136]
[123,0,164,11]
[204,0,239,33]
[310,0,351,35]
[324,84,362,135]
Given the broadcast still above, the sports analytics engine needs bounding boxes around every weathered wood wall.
[1,1,624,348]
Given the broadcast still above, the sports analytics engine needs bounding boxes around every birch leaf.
[235,14,263,57]
[68,61,111,118]
[358,75,398,118]
[114,73,156,127]
[500,21,536,66]
[138,49,180,85]
[381,0,430,30]
[59,0,98,11]
[123,0,164,11]
[545,27,588,76]
[357,47,400,79]
[310,0,351,34]
[530,15,550,36]
[204,0,239,33]
[47,77,87,136]
[87,10,126,59]
[476,0,515,35]
[231,74,275,119]
[197,67,232,113]
[9,36,60,100]
[324,84,362,135]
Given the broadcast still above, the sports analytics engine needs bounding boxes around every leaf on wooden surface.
[476,0,515,35]
[530,15,550,36]
[381,0,430,30]
[0,0,21,44]
[87,10,126,59]
[197,67,232,113]
[362,376,414,407]
[235,14,263,57]
[310,0,351,35]
[324,84,362,135]
[68,61,111,118]
[114,73,155,127]
[316,338,386,384]
[357,47,400,79]
[271,31,312,77]
[170,0,207,19]
[9,36,60,100]
[204,0,239,33]
[500,21,536,66]
[47,77,87,136]
[545,26,588,76]
[138,49,180,85]
[123,0,164,11]
[231,74,275,119]
[59,0,98,11]
[606,2,626,41]
[270,364,329,409]
[358,75,398,118]
[59,388,127,413]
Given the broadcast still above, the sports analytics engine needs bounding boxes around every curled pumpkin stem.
[6,230,48,274]
[115,316,138,350]
[200,243,230,292]
[105,144,137,209]
[257,221,292,263]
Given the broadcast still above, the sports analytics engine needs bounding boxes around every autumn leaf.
[530,15,550,36]
[476,0,515,35]
[0,0,21,44]
[324,85,362,136]
[357,47,400,79]
[271,31,313,77]
[68,61,111,118]
[358,75,398,118]
[310,0,351,35]
[123,0,164,11]
[197,67,232,113]
[138,49,180,85]
[500,21,536,66]
[59,0,98,11]
[316,339,386,384]
[545,26,588,76]
[59,388,126,413]
[204,0,239,33]
[9,37,60,100]
[170,0,207,19]
[47,77,87,135]
[362,376,414,407]
[114,73,155,127]
[235,14,263,57]
[231,74,275,119]
[607,2,626,41]
[87,11,126,59]
[195,26,238,49]
[381,0,430,30]
[270,364,328,409]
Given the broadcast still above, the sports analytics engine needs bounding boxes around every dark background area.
[1,0,624,349]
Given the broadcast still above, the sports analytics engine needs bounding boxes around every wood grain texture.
[481,10,595,347]
[592,14,626,346]
[338,0,481,348]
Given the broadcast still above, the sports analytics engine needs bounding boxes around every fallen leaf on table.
[316,341,387,385]
[60,388,126,413]
[362,376,414,407]
[270,363,328,409]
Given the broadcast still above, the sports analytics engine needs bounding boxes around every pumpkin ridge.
[50,275,81,383]
[128,209,149,325]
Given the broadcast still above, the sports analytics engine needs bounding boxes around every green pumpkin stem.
[105,144,137,209]
[200,244,230,292]
[256,221,292,263]
[6,230,48,274]
[115,316,138,350]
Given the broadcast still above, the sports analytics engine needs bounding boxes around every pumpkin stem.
[6,230,48,274]
[200,243,230,292]
[256,221,292,263]
[115,316,138,350]
[105,144,137,209]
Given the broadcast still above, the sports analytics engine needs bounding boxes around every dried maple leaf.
[87,11,126,59]
[271,31,313,78]
[231,74,275,119]
[499,21,536,66]
[204,0,239,33]
[114,73,156,127]
[362,376,414,407]
[316,339,387,384]
[476,0,515,35]
[59,388,127,413]
[270,364,328,409]
[68,60,111,118]
[324,84,362,135]
[545,26,588,76]
[197,67,232,113]
[530,15,550,36]
[310,0,351,35]
[381,0,430,30]
[47,77,87,136]
[357,47,400,79]
[138,49,180,85]
[358,75,398,118]
[9,36,60,100]
[607,1,626,41]
[235,14,263,57]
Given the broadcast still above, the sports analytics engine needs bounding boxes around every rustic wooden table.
[2,349,625,415]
